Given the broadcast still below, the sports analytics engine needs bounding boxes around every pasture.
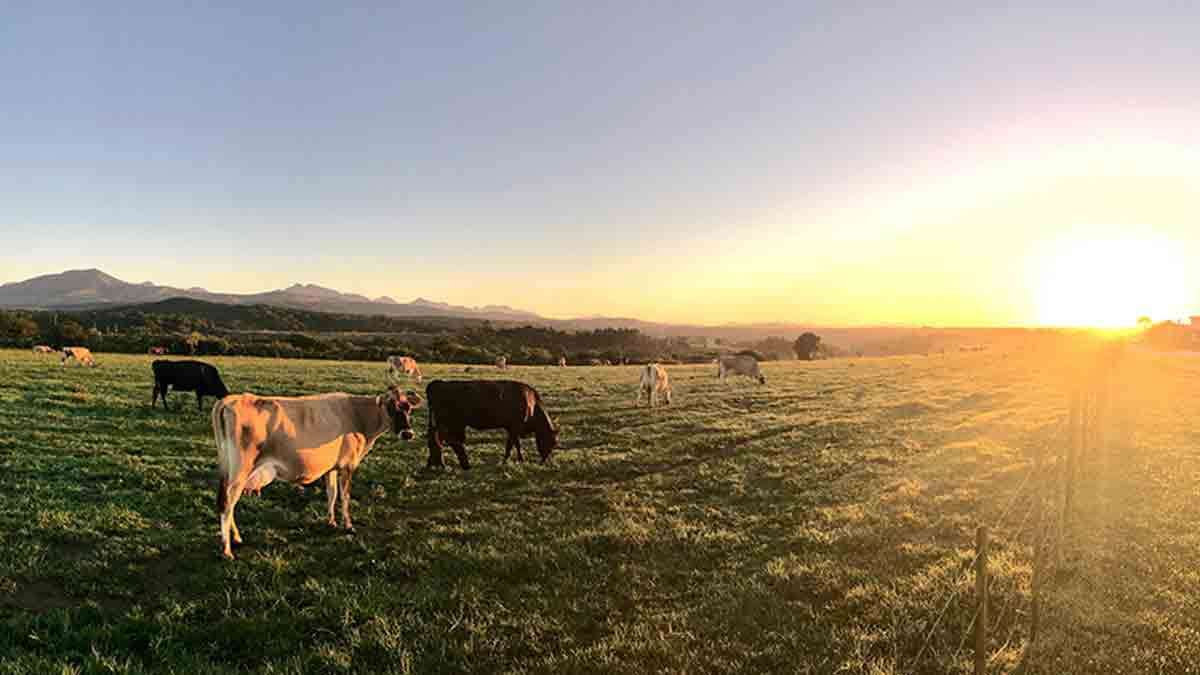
[1,348,1197,673]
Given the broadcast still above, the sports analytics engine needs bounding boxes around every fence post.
[976,526,989,675]
[1094,366,1109,466]
[1030,443,1045,645]
[1062,389,1081,558]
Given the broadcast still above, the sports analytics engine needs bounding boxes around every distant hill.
[0,269,544,322]
[62,297,488,334]
[0,269,1043,353]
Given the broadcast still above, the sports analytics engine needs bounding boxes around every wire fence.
[905,353,1116,674]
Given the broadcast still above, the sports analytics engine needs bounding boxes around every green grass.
[1,348,1196,673]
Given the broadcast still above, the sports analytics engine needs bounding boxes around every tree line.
[0,301,830,365]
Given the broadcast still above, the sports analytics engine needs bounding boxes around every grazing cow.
[152,360,231,411]
[495,356,508,370]
[61,347,96,367]
[212,387,423,559]
[148,346,166,355]
[588,358,604,366]
[638,363,672,407]
[558,356,567,367]
[718,355,766,384]
[32,345,54,354]
[424,379,558,469]
[387,355,423,382]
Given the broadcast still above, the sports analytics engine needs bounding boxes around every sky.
[3,1,1199,325]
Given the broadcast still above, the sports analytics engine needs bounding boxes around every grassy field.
[1,347,1197,673]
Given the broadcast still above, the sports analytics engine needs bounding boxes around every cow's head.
[383,386,423,440]
[534,407,560,462]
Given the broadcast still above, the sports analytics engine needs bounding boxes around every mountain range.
[0,269,1022,352]
[0,269,544,322]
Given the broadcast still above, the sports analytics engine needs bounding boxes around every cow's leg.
[503,434,514,463]
[513,435,524,463]
[665,386,672,405]
[197,392,204,411]
[451,441,470,470]
[229,513,242,545]
[449,428,470,470]
[325,470,339,527]
[219,478,249,560]
[427,428,446,468]
[338,470,354,531]
[151,383,160,408]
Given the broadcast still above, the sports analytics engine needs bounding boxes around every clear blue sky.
[3,2,1198,324]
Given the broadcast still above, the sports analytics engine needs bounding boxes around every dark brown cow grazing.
[424,379,558,469]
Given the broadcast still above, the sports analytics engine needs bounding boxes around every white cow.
[638,363,672,407]
[387,355,423,382]
[718,355,765,384]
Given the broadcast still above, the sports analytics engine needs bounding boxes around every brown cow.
[212,387,423,559]
[558,356,567,367]
[424,379,558,469]
[32,345,55,354]
[495,356,508,370]
[61,347,96,367]
[387,355,423,381]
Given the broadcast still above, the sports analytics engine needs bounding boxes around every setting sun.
[1036,232,1190,328]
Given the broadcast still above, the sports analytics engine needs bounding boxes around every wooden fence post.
[976,526,989,675]
[1030,445,1045,645]
[1079,388,1090,466]
[1062,390,1081,557]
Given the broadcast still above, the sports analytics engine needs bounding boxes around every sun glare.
[1036,232,1189,328]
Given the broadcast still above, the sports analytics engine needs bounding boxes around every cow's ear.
[404,391,424,408]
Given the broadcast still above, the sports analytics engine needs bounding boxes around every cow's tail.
[212,397,237,513]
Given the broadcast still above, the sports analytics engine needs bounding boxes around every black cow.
[424,379,559,470]
[152,360,230,411]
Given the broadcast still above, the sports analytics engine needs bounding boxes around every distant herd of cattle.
[38,345,766,558]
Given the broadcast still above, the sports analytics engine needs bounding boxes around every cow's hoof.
[222,550,235,561]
